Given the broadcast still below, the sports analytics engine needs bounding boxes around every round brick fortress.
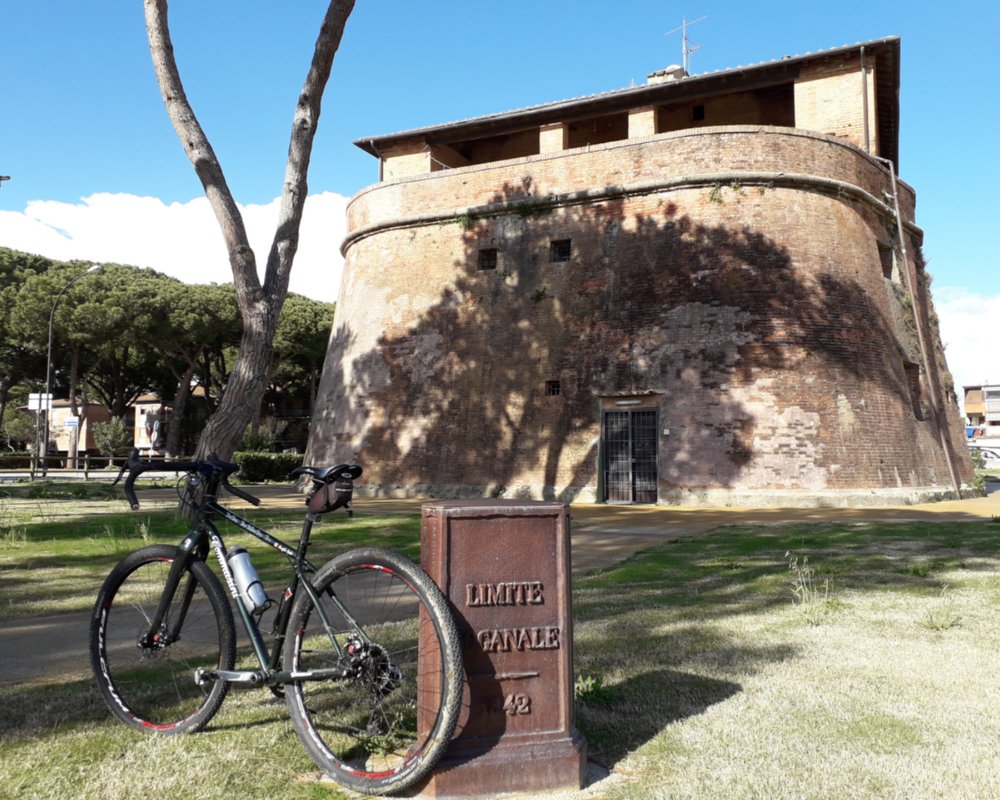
[307,126,973,506]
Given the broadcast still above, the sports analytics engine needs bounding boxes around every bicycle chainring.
[346,638,403,699]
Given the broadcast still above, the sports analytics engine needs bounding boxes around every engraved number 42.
[503,693,531,715]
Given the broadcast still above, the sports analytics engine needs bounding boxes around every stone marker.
[418,500,587,797]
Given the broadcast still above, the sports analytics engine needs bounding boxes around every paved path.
[3,487,999,685]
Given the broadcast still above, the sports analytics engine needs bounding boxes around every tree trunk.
[0,376,10,444]
[194,310,276,459]
[165,359,199,456]
[144,0,354,463]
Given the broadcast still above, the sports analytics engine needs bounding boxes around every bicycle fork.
[138,529,203,651]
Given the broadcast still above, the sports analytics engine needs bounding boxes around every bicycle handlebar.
[113,448,260,511]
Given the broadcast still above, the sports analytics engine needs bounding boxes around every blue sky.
[1,0,997,402]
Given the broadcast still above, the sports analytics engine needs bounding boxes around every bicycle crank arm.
[194,667,266,685]
[270,666,352,684]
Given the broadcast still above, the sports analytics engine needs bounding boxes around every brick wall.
[308,127,971,505]
[794,54,879,152]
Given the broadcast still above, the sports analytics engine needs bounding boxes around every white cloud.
[0,191,347,303]
[935,286,1000,411]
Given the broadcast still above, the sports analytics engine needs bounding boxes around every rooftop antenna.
[666,15,707,74]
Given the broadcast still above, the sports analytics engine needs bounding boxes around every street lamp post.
[40,264,102,477]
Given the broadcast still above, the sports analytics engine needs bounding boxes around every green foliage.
[1,409,35,449]
[270,294,335,412]
[0,249,332,455]
[971,448,985,469]
[919,588,961,632]
[574,673,614,705]
[91,417,131,457]
[232,451,302,482]
[238,422,278,452]
[786,551,837,624]
[0,454,33,469]
[511,202,553,219]
[23,481,119,500]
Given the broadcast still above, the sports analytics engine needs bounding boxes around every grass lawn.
[573,520,1000,799]
[2,510,1000,799]
[0,495,420,621]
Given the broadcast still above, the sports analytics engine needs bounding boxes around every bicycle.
[89,448,463,796]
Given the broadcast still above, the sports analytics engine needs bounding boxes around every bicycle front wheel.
[284,547,463,796]
[90,544,236,734]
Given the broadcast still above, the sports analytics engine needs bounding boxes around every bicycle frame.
[140,479,369,687]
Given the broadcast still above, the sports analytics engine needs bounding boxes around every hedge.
[232,451,303,483]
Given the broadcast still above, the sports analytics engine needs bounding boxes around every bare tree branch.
[143,0,258,302]
[265,2,355,302]
[142,0,355,460]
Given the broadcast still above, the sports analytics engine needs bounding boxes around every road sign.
[28,393,52,411]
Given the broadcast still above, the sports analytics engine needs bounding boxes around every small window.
[545,380,561,396]
[478,248,498,271]
[878,243,895,280]
[550,239,571,263]
[692,104,705,121]
[903,361,925,420]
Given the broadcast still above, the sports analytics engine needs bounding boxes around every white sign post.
[28,393,53,412]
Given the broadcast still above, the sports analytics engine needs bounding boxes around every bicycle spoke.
[284,548,462,795]
[91,545,235,733]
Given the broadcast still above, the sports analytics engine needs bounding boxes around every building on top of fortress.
[306,36,974,506]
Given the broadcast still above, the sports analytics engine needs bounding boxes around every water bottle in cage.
[226,546,268,612]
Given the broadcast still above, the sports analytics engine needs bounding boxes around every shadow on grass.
[577,668,742,767]
[572,618,797,768]
[568,519,1000,766]
[0,675,290,743]
[0,676,109,739]
[574,521,1000,625]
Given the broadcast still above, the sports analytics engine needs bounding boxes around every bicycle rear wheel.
[90,544,236,733]
[284,547,463,796]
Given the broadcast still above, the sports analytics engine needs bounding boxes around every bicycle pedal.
[194,667,216,686]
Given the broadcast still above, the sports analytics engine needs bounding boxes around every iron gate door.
[602,408,658,503]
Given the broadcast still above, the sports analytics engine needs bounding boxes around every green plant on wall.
[531,285,550,304]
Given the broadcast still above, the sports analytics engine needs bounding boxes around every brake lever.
[113,448,144,511]
[112,448,142,487]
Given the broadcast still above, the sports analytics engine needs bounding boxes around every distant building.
[963,385,1000,432]
[49,399,110,455]
[133,395,167,454]
[308,36,972,506]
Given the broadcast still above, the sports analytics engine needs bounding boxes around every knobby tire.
[284,547,463,796]
[90,544,236,733]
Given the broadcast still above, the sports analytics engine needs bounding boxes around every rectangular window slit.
[545,380,561,396]
[878,243,895,281]
[550,239,571,263]
[478,247,498,271]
